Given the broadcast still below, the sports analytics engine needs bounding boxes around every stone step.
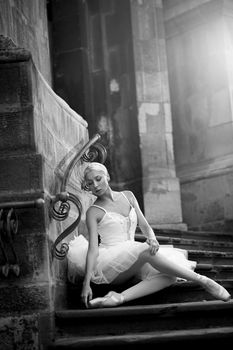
[195,263,233,279]
[136,233,233,264]
[188,250,233,265]
[49,326,233,349]
[149,229,233,242]
[51,229,233,348]
[53,300,233,340]
[158,236,233,252]
[66,279,233,309]
[136,233,233,252]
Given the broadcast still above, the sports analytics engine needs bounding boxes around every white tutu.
[67,234,197,284]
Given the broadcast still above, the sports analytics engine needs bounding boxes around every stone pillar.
[130,0,186,230]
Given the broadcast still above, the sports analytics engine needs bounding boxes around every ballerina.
[67,162,231,308]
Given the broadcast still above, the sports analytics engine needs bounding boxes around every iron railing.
[0,198,45,277]
[50,133,107,260]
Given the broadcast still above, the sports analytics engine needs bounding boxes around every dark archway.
[47,0,144,209]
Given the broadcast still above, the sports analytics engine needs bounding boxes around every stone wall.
[0,0,52,84]
[0,35,89,349]
[164,0,233,231]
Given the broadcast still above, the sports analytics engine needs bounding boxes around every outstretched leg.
[89,249,231,308]
[121,275,176,302]
[136,250,231,302]
[89,275,176,308]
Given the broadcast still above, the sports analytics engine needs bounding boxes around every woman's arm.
[126,191,159,255]
[81,207,99,307]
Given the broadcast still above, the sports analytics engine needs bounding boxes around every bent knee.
[138,249,152,263]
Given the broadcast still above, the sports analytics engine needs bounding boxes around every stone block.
[141,71,166,102]
[140,133,167,171]
[0,153,43,194]
[0,64,21,108]
[0,284,51,316]
[138,102,160,133]
[0,313,39,350]
[0,61,32,111]
[16,205,46,235]
[181,170,233,229]
[139,39,160,73]
[0,106,35,155]
[144,178,183,225]
[135,4,156,41]
[0,235,46,282]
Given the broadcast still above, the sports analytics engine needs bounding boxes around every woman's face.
[85,170,109,196]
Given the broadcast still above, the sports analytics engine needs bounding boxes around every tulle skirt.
[67,234,197,284]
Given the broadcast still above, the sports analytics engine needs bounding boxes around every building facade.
[1,0,233,348]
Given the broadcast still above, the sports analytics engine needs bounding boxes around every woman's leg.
[89,255,176,307]
[112,249,198,284]
[89,275,175,308]
[121,275,176,302]
[133,250,231,302]
[101,250,199,306]
[89,249,231,307]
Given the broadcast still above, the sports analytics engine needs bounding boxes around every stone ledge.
[0,35,31,62]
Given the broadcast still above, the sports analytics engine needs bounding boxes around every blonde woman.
[67,162,231,308]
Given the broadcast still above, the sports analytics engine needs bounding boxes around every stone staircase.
[48,229,233,349]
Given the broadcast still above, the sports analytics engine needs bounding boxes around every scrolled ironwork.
[0,207,20,277]
[61,133,105,192]
[49,192,70,221]
[50,133,107,260]
[51,192,82,260]
[0,198,45,277]
[6,207,18,236]
[81,142,107,164]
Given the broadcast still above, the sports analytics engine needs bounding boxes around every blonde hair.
[83,162,109,181]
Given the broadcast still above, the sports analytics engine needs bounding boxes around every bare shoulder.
[86,206,94,219]
[86,204,104,222]
[86,205,99,218]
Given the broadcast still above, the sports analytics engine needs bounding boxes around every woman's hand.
[146,238,160,255]
[81,282,93,308]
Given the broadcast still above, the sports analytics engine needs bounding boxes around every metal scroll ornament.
[50,133,107,260]
[0,208,20,276]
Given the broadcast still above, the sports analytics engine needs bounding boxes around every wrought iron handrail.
[0,198,45,277]
[0,198,45,209]
[50,133,107,260]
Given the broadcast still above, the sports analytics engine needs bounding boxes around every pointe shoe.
[198,275,231,302]
[88,291,124,308]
